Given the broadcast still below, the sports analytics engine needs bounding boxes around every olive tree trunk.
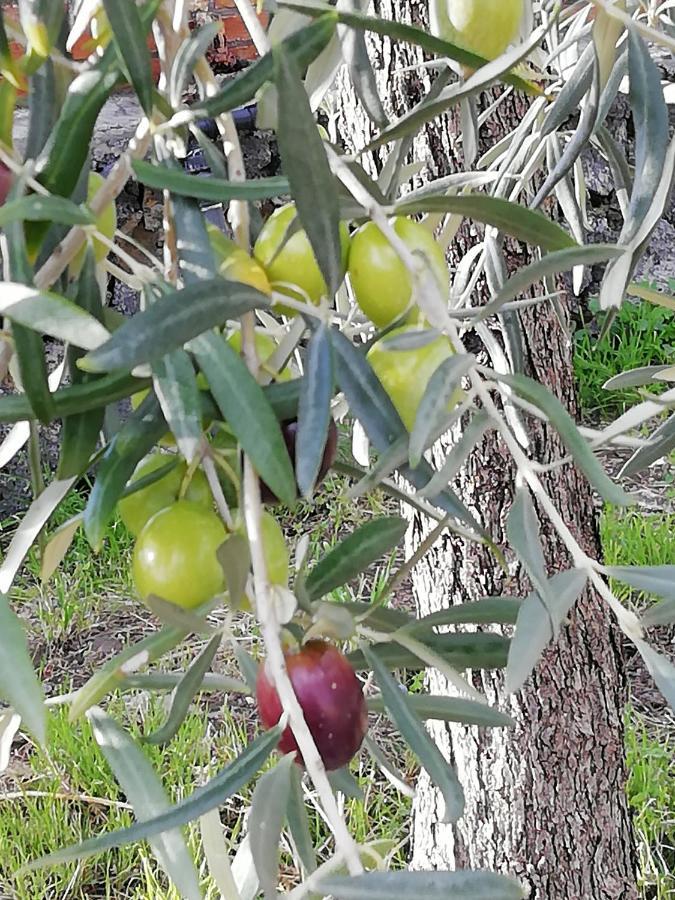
[335,4,637,897]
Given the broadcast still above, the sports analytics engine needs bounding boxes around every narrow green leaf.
[419,411,492,498]
[81,278,269,374]
[235,645,259,693]
[409,355,472,467]
[169,21,223,107]
[605,565,675,602]
[274,45,343,297]
[143,595,217,635]
[200,15,337,118]
[620,413,675,478]
[632,638,675,712]
[133,161,289,203]
[506,489,554,615]
[368,693,514,728]
[144,636,221,746]
[102,0,153,114]
[191,331,296,506]
[306,516,407,601]
[498,373,632,506]
[249,754,294,899]
[57,248,105,478]
[364,645,464,823]
[603,365,673,390]
[88,709,201,899]
[152,347,203,464]
[40,515,82,583]
[318,870,525,899]
[348,632,509,672]
[217,534,251,612]
[70,624,191,721]
[506,569,588,694]
[342,15,388,129]
[286,766,316,875]
[0,194,94,229]
[403,596,522,631]
[83,393,167,549]
[0,593,46,744]
[0,477,76,595]
[25,727,281,871]
[477,244,623,321]
[642,597,675,628]
[0,371,151,425]
[327,766,364,800]
[395,195,577,253]
[1,283,110,351]
[296,325,333,497]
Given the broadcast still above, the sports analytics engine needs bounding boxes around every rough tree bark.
[335,4,637,897]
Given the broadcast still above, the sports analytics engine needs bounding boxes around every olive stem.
[191,35,364,879]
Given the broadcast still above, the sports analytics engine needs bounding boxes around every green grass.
[573,295,675,418]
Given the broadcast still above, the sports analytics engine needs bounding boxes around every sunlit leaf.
[318,870,525,899]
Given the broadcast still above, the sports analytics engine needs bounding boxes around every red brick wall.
[3,1,266,81]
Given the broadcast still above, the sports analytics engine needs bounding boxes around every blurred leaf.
[0,710,22,774]
[642,597,675,628]
[632,639,675,712]
[0,194,94,229]
[0,477,76,594]
[143,595,217,634]
[368,693,513,728]
[318,870,525,899]
[327,766,364,800]
[217,535,251,612]
[286,766,316,875]
[102,0,153,113]
[83,392,166,549]
[40,515,82,583]
[364,645,464,823]
[296,325,333,497]
[0,594,46,744]
[81,278,269,374]
[144,636,221,746]
[1,283,110,350]
[249,754,294,899]
[199,809,242,900]
[620,413,675,478]
[498,373,631,506]
[88,708,201,899]
[349,632,509,672]
[402,596,522,631]
[201,15,336,118]
[191,331,296,506]
[274,45,342,297]
[58,248,105,479]
[478,245,622,321]
[26,726,281,870]
[0,371,150,425]
[306,516,407,601]
[132,161,289,202]
[604,565,675,602]
[506,569,587,694]
[0,79,16,148]
[409,355,472,467]
[627,282,675,312]
[235,645,259,693]
[396,195,577,253]
[152,347,203,464]
[169,21,223,107]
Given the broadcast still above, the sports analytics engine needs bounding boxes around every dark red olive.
[256,640,368,771]
[261,417,338,504]
[0,162,12,206]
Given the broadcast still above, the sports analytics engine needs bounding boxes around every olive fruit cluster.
[122,452,290,610]
[256,639,368,771]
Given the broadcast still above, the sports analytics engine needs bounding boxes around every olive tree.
[0,1,673,898]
